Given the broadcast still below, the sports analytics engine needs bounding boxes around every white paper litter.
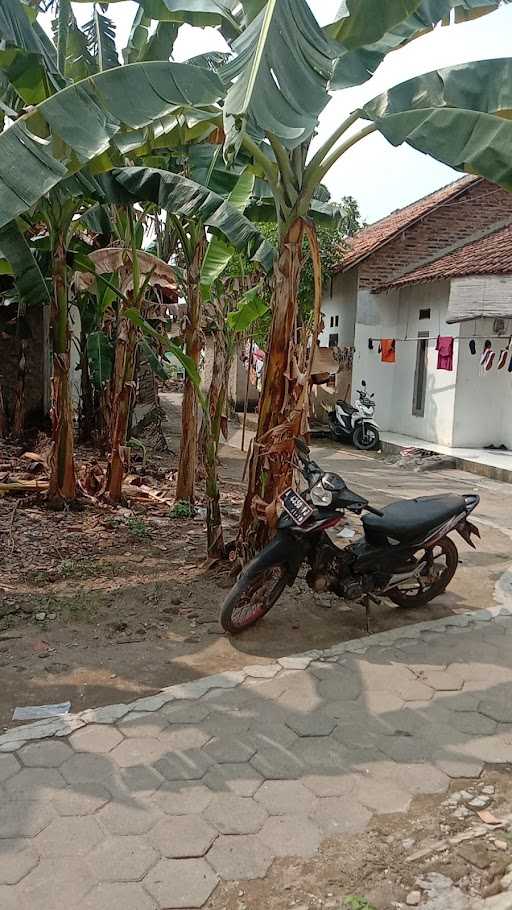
[13,702,71,721]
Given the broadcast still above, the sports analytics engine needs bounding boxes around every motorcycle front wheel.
[388,537,458,608]
[353,423,380,450]
[220,564,288,633]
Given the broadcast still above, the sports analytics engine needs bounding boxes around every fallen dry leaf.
[477,809,505,827]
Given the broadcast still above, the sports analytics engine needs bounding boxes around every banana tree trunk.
[12,339,28,439]
[48,234,76,504]
[239,218,304,558]
[175,236,205,504]
[201,327,228,559]
[106,302,138,503]
[78,330,96,443]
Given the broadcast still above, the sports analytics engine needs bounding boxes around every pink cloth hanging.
[436,336,454,371]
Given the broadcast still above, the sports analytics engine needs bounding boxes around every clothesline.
[367,334,510,343]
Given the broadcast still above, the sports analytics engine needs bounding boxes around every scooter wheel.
[353,424,380,450]
[220,564,287,634]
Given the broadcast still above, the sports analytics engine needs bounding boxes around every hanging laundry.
[379,339,396,364]
[469,339,476,355]
[480,341,493,374]
[485,350,496,371]
[436,336,454,371]
[498,349,508,370]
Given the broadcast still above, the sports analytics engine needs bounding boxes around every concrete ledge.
[381,435,512,484]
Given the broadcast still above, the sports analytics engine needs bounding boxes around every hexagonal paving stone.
[80,882,156,910]
[149,815,217,858]
[312,796,372,837]
[0,754,20,782]
[250,746,303,780]
[32,815,104,857]
[449,711,497,736]
[203,735,255,764]
[4,767,66,798]
[162,702,210,724]
[117,712,169,739]
[69,725,123,754]
[19,741,72,768]
[433,755,484,779]
[302,773,359,798]
[51,783,111,816]
[151,782,213,815]
[110,737,165,768]
[61,753,113,784]
[203,763,263,797]
[207,834,273,881]
[87,836,159,882]
[0,885,21,910]
[258,815,321,859]
[16,857,93,910]
[116,764,164,797]
[0,841,39,885]
[317,673,362,702]
[353,777,412,814]
[255,779,318,816]
[478,697,512,724]
[159,727,210,751]
[98,800,162,835]
[204,794,267,835]
[154,749,212,782]
[0,800,55,838]
[145,858,218,909]
[284,712,336,737]
[291,737,350,774]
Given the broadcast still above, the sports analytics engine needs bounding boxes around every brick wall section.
[0,307,49,428]
[359,181,512,289]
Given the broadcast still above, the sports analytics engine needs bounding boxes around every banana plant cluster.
[0,0,511,548]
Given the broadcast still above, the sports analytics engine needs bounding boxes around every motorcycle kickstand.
[361,593,382,634]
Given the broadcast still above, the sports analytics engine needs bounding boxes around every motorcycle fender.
[357,418,380,430]
[243,531,308,586]
[455,518,480,550]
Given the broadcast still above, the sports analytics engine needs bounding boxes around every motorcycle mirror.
[361,380,366,387]
[295,437,310,456]
[371,393,375,398]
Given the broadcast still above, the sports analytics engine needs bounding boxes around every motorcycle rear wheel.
[388,536,458,608]
[220,564,288,633]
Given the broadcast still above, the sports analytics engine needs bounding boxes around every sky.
[41,1,512,224]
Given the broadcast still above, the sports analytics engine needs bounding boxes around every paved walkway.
[1,606,512,909]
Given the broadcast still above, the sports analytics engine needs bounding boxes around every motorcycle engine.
[306,548,355,596]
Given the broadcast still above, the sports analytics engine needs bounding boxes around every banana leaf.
[0,221,51,310]
[0,0,64,103]
[99,166,275,271]
[200,169,255,292]
[125,306,202,389]
[222,0,338,154]
[361,57,512,190]
[139,336,170,381]
[227,287,269,332]
[87,330,114,389]
[83,9,120,71]
[331,0,510,89]
[0,61,225,231]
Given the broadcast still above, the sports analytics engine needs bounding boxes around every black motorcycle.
[220,440,480,633]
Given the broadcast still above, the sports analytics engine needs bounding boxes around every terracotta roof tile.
[336,175,479,273]
[376,222,512,291]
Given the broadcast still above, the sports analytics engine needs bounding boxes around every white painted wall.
[353,281,460,446]
[453,316,512,448]
[319,269,358,348]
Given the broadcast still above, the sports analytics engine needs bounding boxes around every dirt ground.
[207,767,512,910]
[1,417,512,733]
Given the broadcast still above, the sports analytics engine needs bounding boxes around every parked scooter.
[322,380,380,450]
[220,439,480,633]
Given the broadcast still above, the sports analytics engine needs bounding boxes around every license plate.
[280,488,314,526]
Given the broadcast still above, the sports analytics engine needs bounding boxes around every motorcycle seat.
[336,400,357,415]
[363,495,466,545]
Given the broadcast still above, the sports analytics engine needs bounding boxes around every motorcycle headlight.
[311,483,333,507]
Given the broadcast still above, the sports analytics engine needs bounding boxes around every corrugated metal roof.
[335,175,480,274]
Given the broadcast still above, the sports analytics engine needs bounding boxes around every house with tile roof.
[321,176,512,450]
